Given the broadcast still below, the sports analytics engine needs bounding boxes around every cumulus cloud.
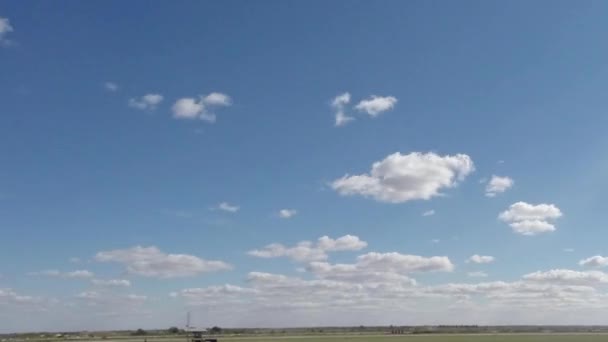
[29,269,94,279]
[103,82,118,92]
[216,202,239,213]
[422,210,435,217]
[95,246,232,278]
[278,209,297,218]
[166,263,608,327]
[499,202,563,236]
[331,92,353,127]
[91,279,132,287]
[467,255,495,264]
[579,256,608,268]
[172,92,232,122]
[248,235,367,262]
[0,17,14,46]
[331,152,474,203]
[522,269,608,286]
[203,92,232,106]
[355,95,397,117]
[128,94,163,111]
[485,175,514,197]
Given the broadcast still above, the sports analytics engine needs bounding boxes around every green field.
[102,335,608,342]
[215,336,608,342]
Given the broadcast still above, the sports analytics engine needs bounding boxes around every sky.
[2,0,608,333]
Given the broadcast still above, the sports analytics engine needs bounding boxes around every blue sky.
[2,0,608,332]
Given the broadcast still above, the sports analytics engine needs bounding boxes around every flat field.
[111,335,608,342]
[218,335,608,342]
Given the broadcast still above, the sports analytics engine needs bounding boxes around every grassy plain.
[107,334,608,342]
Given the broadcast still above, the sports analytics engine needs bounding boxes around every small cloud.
[485,175,514,197]
[216,202,239,213]
[355,95,397,117]
[103,82,118,92]
[69,257,81,264]
[422,210,435,217]
[202,92,232,106]
[466,255,495,264]
[563,248,575,253]
[331,92,353,127]
[29,269,94,279]
[467,271,488,278]
[0,17,14,46]
[497,160,505,164]
[128,93,163,111]
[431,239,440,244]
[91,279,131,287]
[172,92,232,122]
[278,209,297,218]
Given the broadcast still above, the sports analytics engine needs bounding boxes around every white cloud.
[355,95,397,117]
[467,255,495,264]
[579,256,608,268]
[172,92,232,122]
[128,94,163,111]
[278,209,297,218]
[29,269,94,279]
[172,98,204,119]
[248,235,367,262]
[217,202,239,213]
[431,239,440,243]
[499,202,562,236]
[467,271,488,278]
[95,246,232,278]
[0,288,45,306]
[91,279,132,287]
[104,82,118,92]
[523,269,608,286]
[332,152,474,203]
[563,248,575,253]
[355,252,454,273]
[202,92,232,106]
[331,92,353,127]
[422,210,435,217]
[485,175,514,197]
[69,257,81,264]
[0,17,14,46]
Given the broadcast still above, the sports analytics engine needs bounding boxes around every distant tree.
[168,327,180,334]
[210,326,222,334]
[132,329,147,336]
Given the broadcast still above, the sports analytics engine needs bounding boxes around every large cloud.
[248,235,367,262]
[499,202,562,235]
[171,267,608,327]
[332,152,474,203]
[95,246,232,278]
